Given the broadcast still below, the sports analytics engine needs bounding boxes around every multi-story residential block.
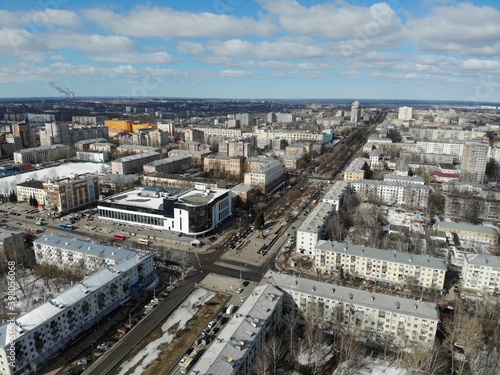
[43,173,99,213]
[142,155,191,174]
[193,127,242,139]
[282,154,306,170]
[351,101,361,123]
[179,141,202,152]
[168,149,211,166]
[442,183,500,222]
[74,138,109,151]
[415,141,464,159]
[243,158,284,193]
[116,145,162,155]
[39,121,70,146]
[204,155,245,179]
[322,181,350,212]
[383,174,425,185]
[184,128,205,143]
[0,229,25,260]
[190,284,283,375]
[461,254,500,293]
[218,136,256,157]
[460,141,490,183]
[71,116,105,125]
[0,252,154,375]
[33,235,142,272]
[408,128,485,142]
[98,174,139,197]
[13,145,71,164]
[296,202,336,257]
[15,180,46,204]
[111,152,161,174]
[352,180,430,209]
[269,274,440,349]
[398,106,413,121]
[437,222,499,245]
[131,129,170,147]
[314,240,447,289]
[343,158,369,183]
[98,185,232,236]
[264,130,331,144]
[235,113,253,127]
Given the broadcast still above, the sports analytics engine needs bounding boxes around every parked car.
[236,288,243,293]
[77,358,87,365]
[97,343,108,350]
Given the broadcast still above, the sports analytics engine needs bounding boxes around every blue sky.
[1,0,500,102]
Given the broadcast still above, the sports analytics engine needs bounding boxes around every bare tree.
[266,336,287,375]
[402,344,448,375]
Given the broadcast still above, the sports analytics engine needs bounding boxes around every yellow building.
[104,120,156,135]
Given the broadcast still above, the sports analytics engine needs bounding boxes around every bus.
[137,238,149,245]
[113,234,126,241]
[59,223,74,231]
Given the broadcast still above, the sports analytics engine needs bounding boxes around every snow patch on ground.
[116,288,215,375]
[0,162,109,194]
[297,343,334,367]
[333,357,407,375]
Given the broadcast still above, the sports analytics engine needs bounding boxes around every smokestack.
[48,81,70,99]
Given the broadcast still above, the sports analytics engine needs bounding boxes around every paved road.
[83,277,203,375]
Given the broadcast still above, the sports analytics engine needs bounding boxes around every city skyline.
[1,0,500,103]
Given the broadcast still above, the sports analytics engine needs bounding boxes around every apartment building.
[264,130,331,144]
[168,149,211,166]
[296,202,336,258]
[218,136,256,157]
[111,152,161,174]
[43,173,99,213]
[243,159,284,193]
[13,145,71,164]
[269,274,440,349]
[343,158,369,183]
[383,174,425,185]
[39,121,70,146]
[352,180,430,209]
[437,222,499,245]
[0,253,154,375]
[190,284,283,375]
[462,254,500,293]
[193,127,242,138]
[314,241,447,289]
[322,181,350,212]
[0,229,25,260]
[33,235,142,273]
[460,141,490,184]
[282,154,306,170]
[415,142,464,158]
[408,128,485,142]
[75,151,109,162]
[116,145,162,155]
[142,155,191,174]
[15,180,46,204]
[203,155,245,179]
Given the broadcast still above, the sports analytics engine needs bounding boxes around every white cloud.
[46,32,136,53]
[258,0,407,50]
[410,3,500,56]
[176,42,205,55]
[83,6,278,39]
[207,39,327,60]
[0,9,81,28]
[91,52,175,64]
[220,70,254,78]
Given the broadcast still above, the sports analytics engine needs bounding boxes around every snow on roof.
[464,253,500,268]
[34,235,139,263]
[191,284,283,374]
[269,273,439,321]
[0,255,150,346]
[315,240,447,270]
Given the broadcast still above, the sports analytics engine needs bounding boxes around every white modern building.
[33,235,143,273]
[461,254,500,293]
[98,185,232,236]
[189,284,283,375]
[314,240,447,289]
[269,274,440,349]
[0,252,154,375]
[351,101,362,123]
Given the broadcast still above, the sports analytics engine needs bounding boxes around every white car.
[236,288,243,293]
[97,343,108,350]
[77,358,87,365]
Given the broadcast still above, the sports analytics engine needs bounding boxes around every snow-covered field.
[0,162,109,195]
[116,288,215,375]
[386,209,425,234]
[333,357,407,375]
